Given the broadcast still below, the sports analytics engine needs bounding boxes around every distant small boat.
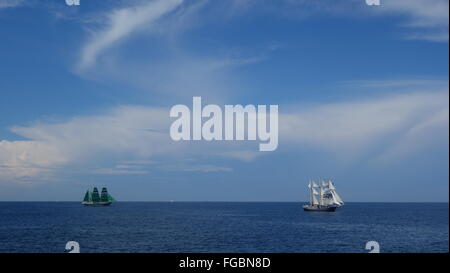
[82,187,115,206]
[303,180,344,212]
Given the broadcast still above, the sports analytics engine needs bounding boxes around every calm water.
[0,202,447,253]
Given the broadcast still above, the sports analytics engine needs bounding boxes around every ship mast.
[319,181,323,206]
[309,181,313,206]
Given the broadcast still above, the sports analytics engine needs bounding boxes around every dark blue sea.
[0,202,447,253]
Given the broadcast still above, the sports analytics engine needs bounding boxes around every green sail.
[107,194,115,202]
[92,187,100,202]
[100,187,109,202]
[83,190,90,202]
[83,188,114,204]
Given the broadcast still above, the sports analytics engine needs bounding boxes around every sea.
[0,202,447,253]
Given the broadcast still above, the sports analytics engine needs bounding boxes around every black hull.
[303,205,338,212]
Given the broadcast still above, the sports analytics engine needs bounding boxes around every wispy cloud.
[118,159,156,165]
[78,0,183,70]
[374,106,448,163]
[74,0,273,101]
[158,163,232,173]
[217,151,263,162]
[92,168,149,175]
[344,78,449,89]
[0,0,23,9]
[381,0,449,42]
[280,91,449,160]
[248,0,449,42]
[383,0,449,28]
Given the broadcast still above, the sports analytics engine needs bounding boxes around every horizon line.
[0,200,448,203]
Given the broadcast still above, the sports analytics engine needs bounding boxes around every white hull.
[82,201,112,206]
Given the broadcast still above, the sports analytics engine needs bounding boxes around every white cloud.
[78,0,183,70]
[158,163,232,172]
[280,91,449,159]
[260,0,449,42]
[0,0,23,9]
[119,160,156,165]
[1,83,447,182]
[344,78,449,89]
[383,0,448,28]
[92,168,150,175]
[376,0,449,42]
[405,32,448,42]
[217,151,264,162]
[0,105,243,181]
[75,0,272,101]
[10,106,174,161]
[374,106,449,162]
[0,140,67,180]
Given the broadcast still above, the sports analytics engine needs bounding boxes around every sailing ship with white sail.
[303,179,344,212]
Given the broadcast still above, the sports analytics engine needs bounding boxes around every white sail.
[319,186,324,205]
[321,180,335,189]
[331,192,341,205]
[333,190,344,205]
[309,181,319,188]
[324,180,343,205]
[328,180,336,190]
[320,191,339,206]
[312,194,319,205]
[308,181,321,205]
[304,179,344,211]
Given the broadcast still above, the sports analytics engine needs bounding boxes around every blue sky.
[0,0,448,201]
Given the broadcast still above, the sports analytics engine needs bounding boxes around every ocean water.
[0,202,447,253]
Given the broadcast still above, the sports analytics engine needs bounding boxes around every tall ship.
[82,187,115,206]
[303,179,344,212]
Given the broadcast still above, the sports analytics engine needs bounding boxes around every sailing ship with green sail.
[82,187,115,206]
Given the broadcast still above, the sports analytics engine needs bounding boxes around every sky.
[0,0,448,202]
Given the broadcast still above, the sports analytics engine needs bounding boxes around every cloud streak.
[381,0,449,42]
[280,91,449,159]
[78,0,183,70]
[0,0,23,9]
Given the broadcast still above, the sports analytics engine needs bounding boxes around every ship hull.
[82,201,112,206]
[303,205,338,212]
